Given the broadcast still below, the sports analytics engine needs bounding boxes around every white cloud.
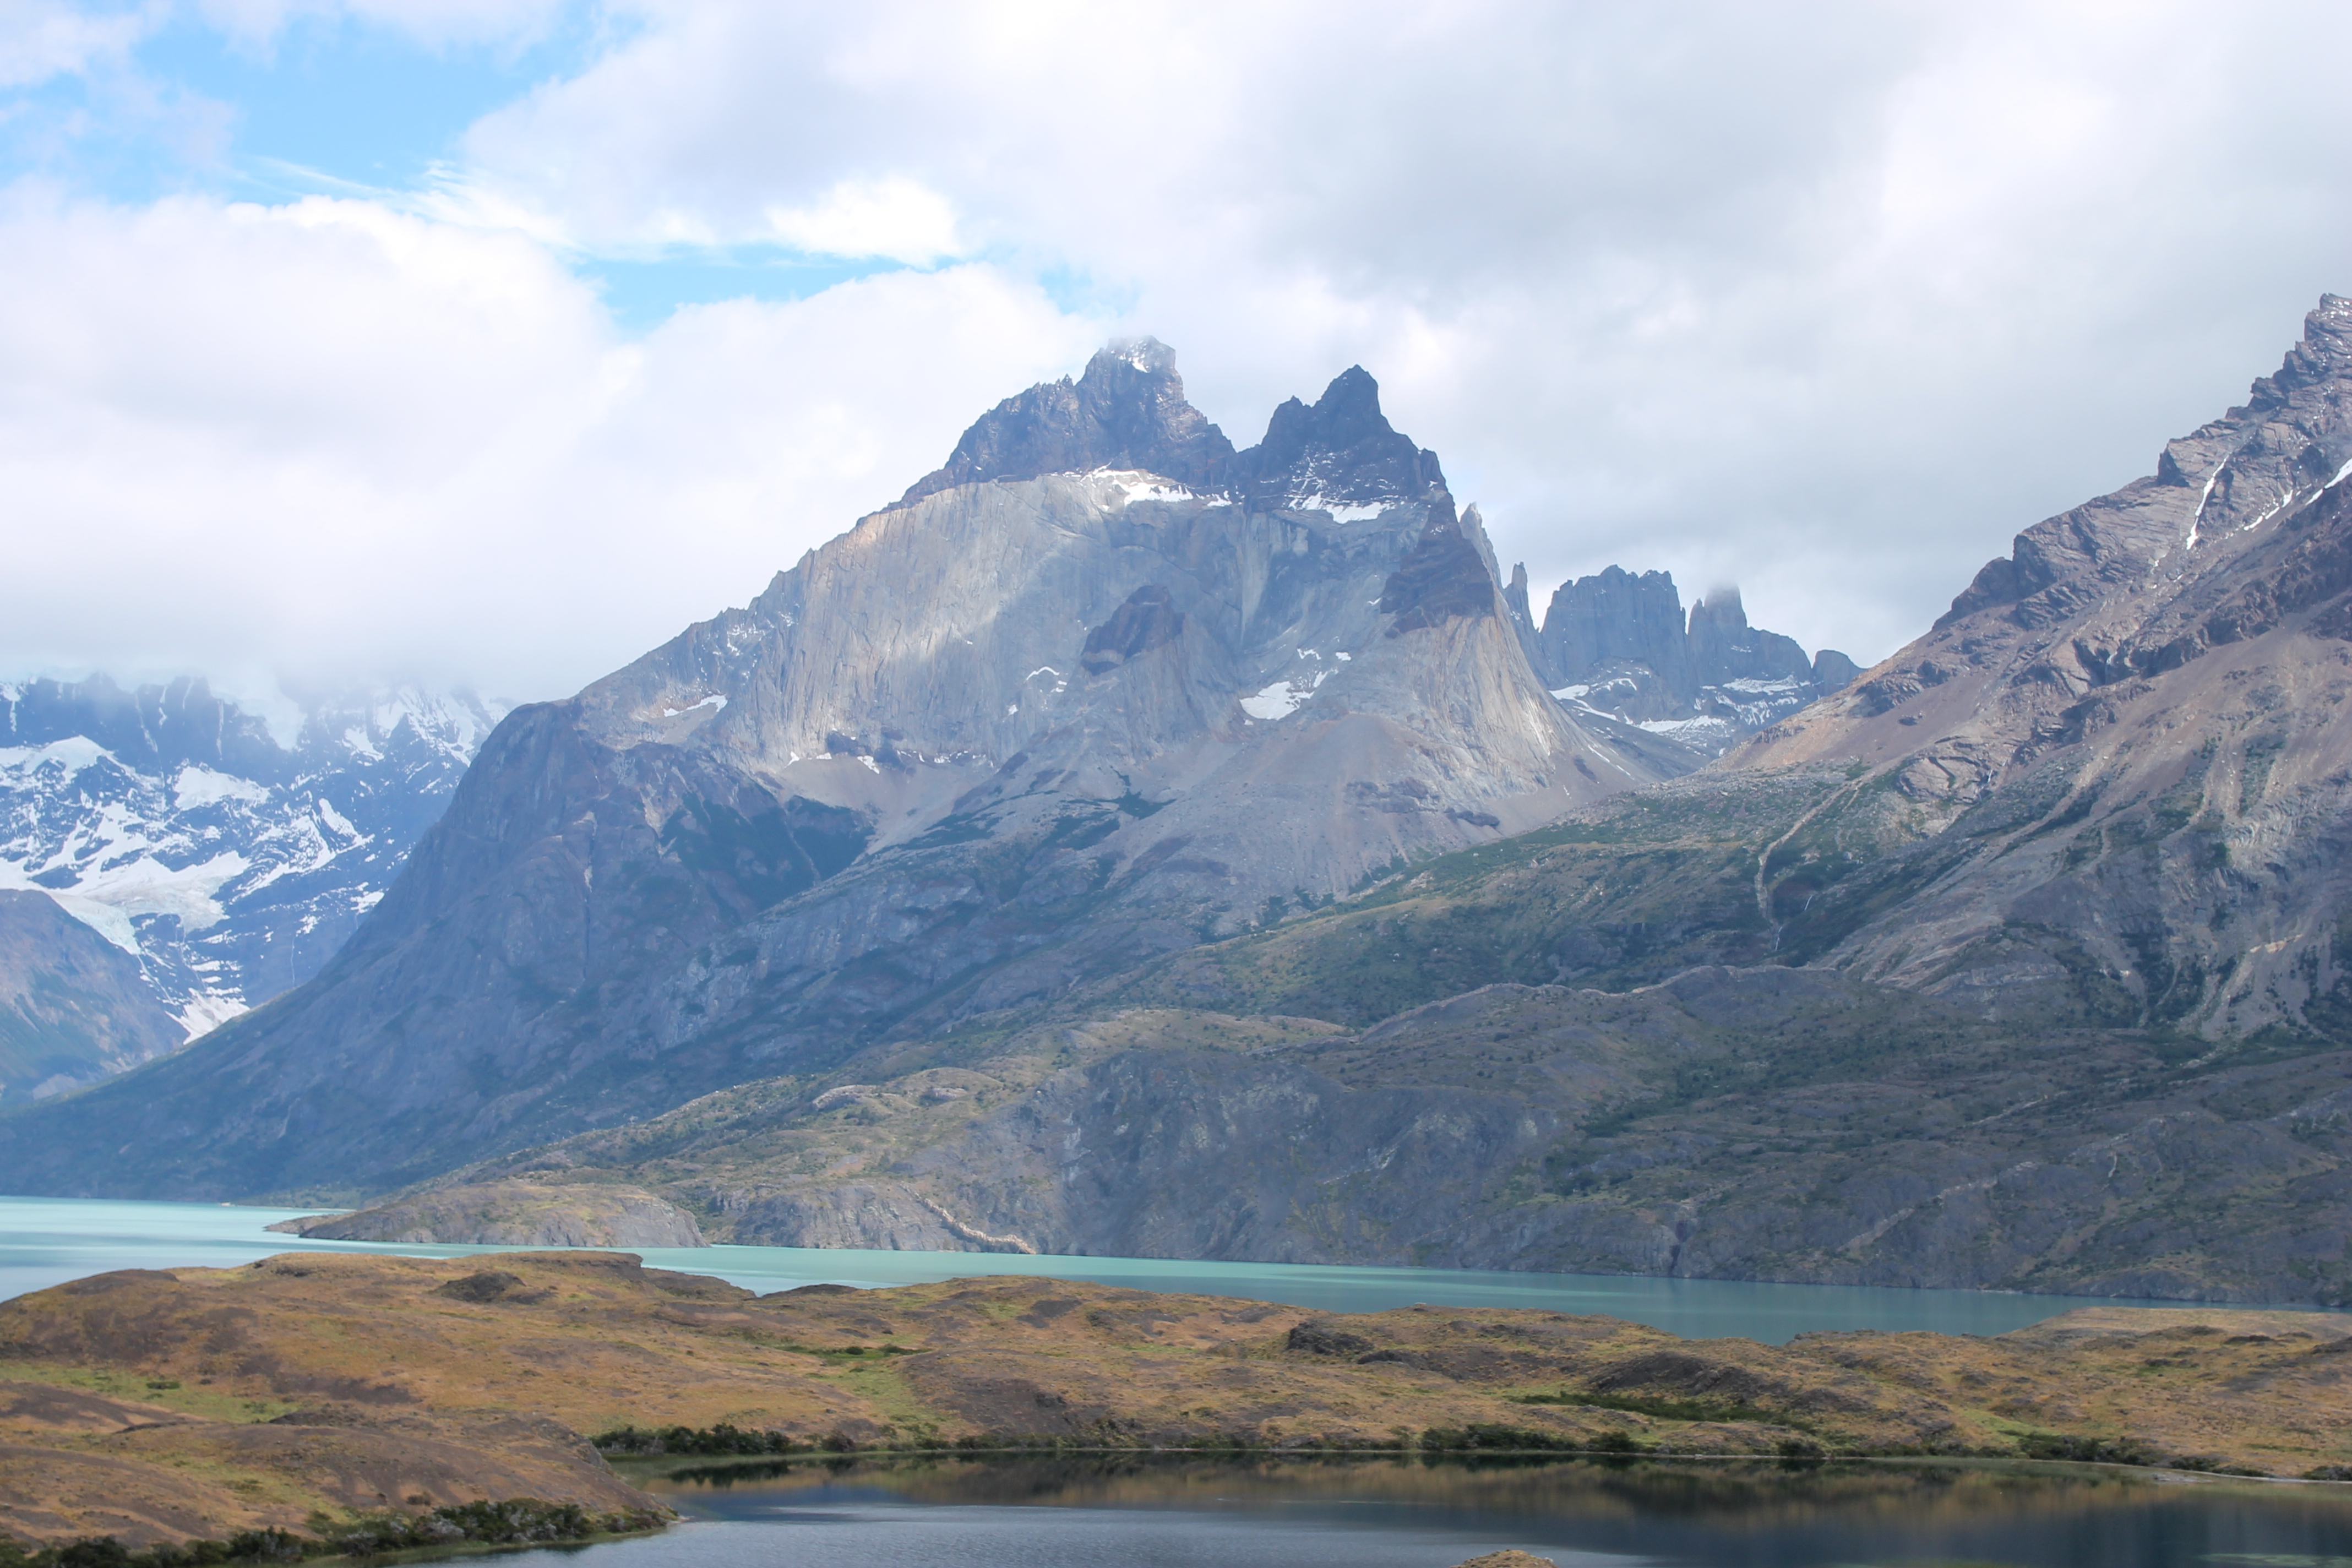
[0,184,1099,698]
[9,0,2352,694]
[408,0,2352,664]
[0,0,151,88]
[765,176,960,263]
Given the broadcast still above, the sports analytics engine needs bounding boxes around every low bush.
[594,1423,798,1456]
[1418,1425,1588,1453]
[0,1502,663,1568]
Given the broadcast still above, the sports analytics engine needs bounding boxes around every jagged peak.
[1689,585,1747,631]
[897,344,1454,522]
[1095,336,1177,376]
[897,337,1235,506]
[1232,363,1447,513]
[1943,293,2352,631]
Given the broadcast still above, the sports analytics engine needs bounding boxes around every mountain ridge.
[24,307,2352,1309]
[315,298,2352,1307]
[0,345,1691,1198]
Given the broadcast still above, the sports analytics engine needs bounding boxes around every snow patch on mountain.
[1,676,507,1049]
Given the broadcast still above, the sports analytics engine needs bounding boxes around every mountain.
[1729,292,2352,1038]
[25,303,2352,1310]
[0,890,182,1102]
[0,342,1702,1199]
[1502,567,1861,755]
[0,676,505,1095]
[403,297,2352,1306]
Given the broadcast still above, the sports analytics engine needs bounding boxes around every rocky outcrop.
[1730,294,2352,1039]
[268,1181,706,1248]
[0,890,183,1102]
[0,346,1696,1201]
[899,337,1234,504]
[1686,586,1813,686]
[1536,567,1694,699]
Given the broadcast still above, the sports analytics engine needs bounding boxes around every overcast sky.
[4,0,2351,707]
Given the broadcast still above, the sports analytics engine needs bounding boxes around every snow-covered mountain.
[0,676,506,1068]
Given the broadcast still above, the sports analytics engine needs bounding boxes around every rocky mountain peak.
[1685,586,1812,684]
[1728,295,2352,1039]
[897,336,1236,504]
[2258,292,2352,407]
[1526,568,1850,755]
[1232,364,1446,512]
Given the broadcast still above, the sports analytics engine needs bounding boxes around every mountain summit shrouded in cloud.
[4,3,2352,702]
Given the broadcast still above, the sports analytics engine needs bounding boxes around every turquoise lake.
[0,1193,2322,1342]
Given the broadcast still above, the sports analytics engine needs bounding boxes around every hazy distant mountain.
[0,889,182,1103]
[1502,565,1861,756]
[0,676,504,1099]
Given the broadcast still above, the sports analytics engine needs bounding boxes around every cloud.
[9,0,2352,696]
[416,0,2352,665]
[765,176,960,263]
[0,1,151,89]
[0,184,1099,698]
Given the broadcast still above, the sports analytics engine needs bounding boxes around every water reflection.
[601,1453,2352,1568]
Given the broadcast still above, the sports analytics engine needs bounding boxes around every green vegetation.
[1511,1390,1805,1429]
[2004,1431,2269,1476]
[594,1423,802,1456]
[0,1502,665,1568]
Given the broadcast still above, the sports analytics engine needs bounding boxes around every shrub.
[1419,1425,1585,1453]
[2015,1432,2165,1467]
[13,1500,666,1568]
[593,1424,797,1456]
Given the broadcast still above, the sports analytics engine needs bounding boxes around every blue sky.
[3,4,923,329]
[4,2,2351,699]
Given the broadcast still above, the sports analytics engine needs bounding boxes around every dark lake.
[532,1453,2352,1567]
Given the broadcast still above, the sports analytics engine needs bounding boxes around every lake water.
[2,1193,2335,1344]
[592,1453,2352,1567]
[12,1196,2352,1562]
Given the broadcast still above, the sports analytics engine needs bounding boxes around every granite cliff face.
[1730,294,2352,1039]
[0,342,1692,1199]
